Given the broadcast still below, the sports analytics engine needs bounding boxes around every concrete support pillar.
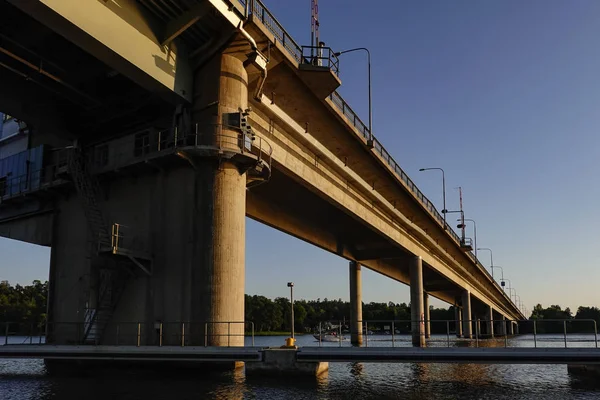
[424,292,431,339]
[193,54,248,347]
[409,256,425,347]
[486,306,494,338]
[499,315,506,335]
[461,290,472,339]
[455,306,463,338]
[349,261,363,346]
[509,321,514,335]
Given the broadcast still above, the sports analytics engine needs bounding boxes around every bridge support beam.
[349,261,363,346]
[461,290,472,339]
[409,256,425,347]
[486,306,494,338]
[499,315,506,336]
[193,54,248,347]
[424,292,431,339]
[455,306,463,338]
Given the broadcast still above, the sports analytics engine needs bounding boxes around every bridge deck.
[2,345,599,364]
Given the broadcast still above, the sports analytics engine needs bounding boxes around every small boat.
[313,331,345,342]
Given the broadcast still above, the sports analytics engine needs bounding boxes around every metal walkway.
[297,347,600,364]
[2,345,600,365]
[0,345,262,362]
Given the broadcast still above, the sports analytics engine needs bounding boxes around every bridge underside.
[0,0,522,350]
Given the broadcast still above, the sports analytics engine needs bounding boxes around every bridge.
[0,0,523,353]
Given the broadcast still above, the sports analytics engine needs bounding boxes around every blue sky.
[2,0,600,312]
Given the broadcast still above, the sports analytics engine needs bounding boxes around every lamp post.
[334,47,372,146]
[492,265,504,282]
[287,282,295,340]
[459,218,477,258]
[419,167,447,227]
[477,247,494,279]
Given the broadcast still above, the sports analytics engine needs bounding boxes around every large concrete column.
[509,321,514,335]
[461,290,472,339]
[486,305,494,338]
[410,256,425,347]
[455,306,463,338]
[424,292,431,339]
[193,54,248,347]
[349,261,363,345]
[499,315,506,336]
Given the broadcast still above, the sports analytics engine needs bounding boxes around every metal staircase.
[67,148,112,252]
[67,148,137,344]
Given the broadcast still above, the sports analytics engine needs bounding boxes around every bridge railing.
[85,123,272,175]
[0,321,255,347]
[313,319,599,349]
[237,1,514,309]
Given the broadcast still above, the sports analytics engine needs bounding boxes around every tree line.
[2,281,600,335]
[0,280,47,328]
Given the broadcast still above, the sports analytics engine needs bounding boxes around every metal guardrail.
[1,321,255,347]
[315,319,599,349]
[89,123,273,176]
[300,46,340,75]
[238,0,518,315]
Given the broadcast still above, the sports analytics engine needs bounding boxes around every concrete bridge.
[0,0,523,349]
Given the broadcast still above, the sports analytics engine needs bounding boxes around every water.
[1,334,600,399]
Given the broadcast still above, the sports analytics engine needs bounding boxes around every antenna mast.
[311,0,319,57]
[458,186,466,242]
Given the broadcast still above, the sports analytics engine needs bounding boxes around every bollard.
[181,323,185,347]
[136,323,141,347]
[317,322,322,347]
[159,323,163,347]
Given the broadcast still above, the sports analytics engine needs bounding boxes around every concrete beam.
[161,1,211,46]
[10,0,192,103]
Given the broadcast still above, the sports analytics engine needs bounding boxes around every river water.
[1,334,599,399]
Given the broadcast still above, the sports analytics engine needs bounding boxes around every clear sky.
[2,0,600,313]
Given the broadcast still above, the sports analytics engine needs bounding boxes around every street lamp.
[477,247,494,279]
[419,167,447,227]
[287,282,295,340]
[458,218,477,258]
[334,47,373,147]
[492,265,504,281]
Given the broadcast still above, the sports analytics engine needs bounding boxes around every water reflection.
[2,335,600,399]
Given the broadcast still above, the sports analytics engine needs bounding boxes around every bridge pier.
[191,54,249,347]
[409,256,425,347]
[424,292,431,339]
[486,306,494,338]
[461,290,472,339]
[455,305,463,338]
[349,261,363,345]
[509,321,514,336]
